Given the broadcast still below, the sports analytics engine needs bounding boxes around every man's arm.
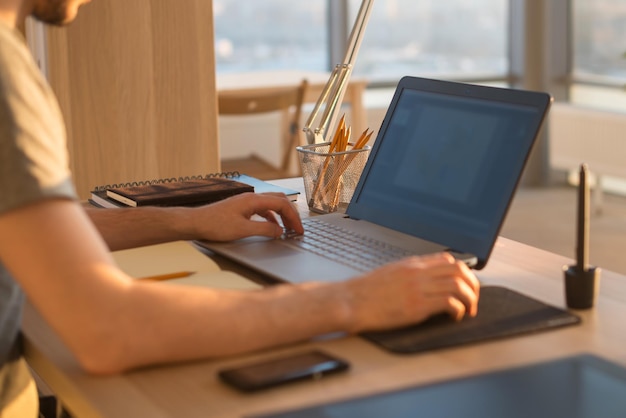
[2,199,478,375]
[2,198,350,373]
[85,193,304,250]
[85,204,202,250]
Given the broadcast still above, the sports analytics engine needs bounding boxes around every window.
[348,0,509,85]
[213,0,509,86]
[213,0,327,73]
[571,0,626,111]
[573,0,626,84]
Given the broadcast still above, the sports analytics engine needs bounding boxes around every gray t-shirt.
[0,21,77,406]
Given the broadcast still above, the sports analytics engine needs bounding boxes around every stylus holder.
[564,265,601,309]
[297,142,370,213]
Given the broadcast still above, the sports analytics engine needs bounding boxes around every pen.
[137,271,196,282]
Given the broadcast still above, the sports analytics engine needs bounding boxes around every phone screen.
[218,350,350,391]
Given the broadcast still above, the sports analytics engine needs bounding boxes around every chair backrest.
[218,79,308,174]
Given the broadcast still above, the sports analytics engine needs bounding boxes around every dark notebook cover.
[361,286,581,354]
[106,178,254,207]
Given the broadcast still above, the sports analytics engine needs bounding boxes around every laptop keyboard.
[281,218,413,272]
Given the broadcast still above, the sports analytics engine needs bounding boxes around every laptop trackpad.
[227,241,362,283]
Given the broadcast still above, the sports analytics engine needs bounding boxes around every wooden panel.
[46,0,220,199]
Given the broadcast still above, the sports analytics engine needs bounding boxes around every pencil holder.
[297,142,371,214]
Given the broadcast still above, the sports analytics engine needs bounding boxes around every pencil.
[137,271,196,282]
[354,128,369,149]
[310,116,347,207]
[329,126,351,207]
[321,129,373,201]
[354,129,373,149]
[329,115,346,152]
[341,126,351,152]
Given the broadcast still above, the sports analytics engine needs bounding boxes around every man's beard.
[31,0,72,26]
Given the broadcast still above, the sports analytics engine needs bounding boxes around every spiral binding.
[92,171,241,192]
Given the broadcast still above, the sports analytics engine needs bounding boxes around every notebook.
[198,76,552,283]
[249,354,626,418]
[105,177,254,207]
[89,172,300,208]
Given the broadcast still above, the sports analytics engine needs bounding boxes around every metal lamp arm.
[302,0,375,144]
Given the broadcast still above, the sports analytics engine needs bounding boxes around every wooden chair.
[218,79,308,179]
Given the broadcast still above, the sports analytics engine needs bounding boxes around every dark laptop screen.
[348,77,551,268]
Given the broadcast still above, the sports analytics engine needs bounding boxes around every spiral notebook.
[89,172,300,208]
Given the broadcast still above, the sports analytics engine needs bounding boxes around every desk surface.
[23,178,626,418]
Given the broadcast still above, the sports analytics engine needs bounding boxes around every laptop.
[199,76,552,283]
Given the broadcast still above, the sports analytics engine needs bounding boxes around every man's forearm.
[85,206,195,250]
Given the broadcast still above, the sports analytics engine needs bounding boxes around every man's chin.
[31,15,71,27]
[32,0,91,26]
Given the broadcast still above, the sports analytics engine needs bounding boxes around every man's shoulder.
[0,22,41,89]
[0,22,28,59]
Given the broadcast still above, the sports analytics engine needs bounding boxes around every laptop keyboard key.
[282,218,412,272]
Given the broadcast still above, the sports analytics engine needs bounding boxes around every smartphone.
[217,350,350,392]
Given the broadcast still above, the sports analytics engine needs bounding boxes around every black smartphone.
[217,350,350,392]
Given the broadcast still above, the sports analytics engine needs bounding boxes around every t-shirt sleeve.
[0,26,77,214]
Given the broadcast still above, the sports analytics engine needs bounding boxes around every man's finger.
[249,195,303,234]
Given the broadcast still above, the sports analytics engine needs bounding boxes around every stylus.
[576,163,590,272]
[564,162,600,309]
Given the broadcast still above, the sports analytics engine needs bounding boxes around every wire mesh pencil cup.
[297,142,371,213]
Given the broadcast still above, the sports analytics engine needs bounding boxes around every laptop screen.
[348,77,551,268]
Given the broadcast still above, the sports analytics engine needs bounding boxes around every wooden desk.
[217,71,370,136]
[22,178,626,417]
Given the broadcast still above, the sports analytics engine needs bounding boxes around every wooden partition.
[45,0,220,199]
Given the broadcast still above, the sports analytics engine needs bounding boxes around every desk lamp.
[302,0,375,144]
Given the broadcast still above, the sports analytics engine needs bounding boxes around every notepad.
[112,241,261,290]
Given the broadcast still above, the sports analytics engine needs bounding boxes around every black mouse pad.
[360,285,580,354]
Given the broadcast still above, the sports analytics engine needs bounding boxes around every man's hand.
[86,192,303,250]
[343,252,480,333]
[186,192,304,242]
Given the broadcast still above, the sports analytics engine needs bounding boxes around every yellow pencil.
[320,127,373,203]
[339,126,352,152]
[354,129,373,149]
[354,128,369,149]
[329,115,346,152]
[311,117,347,206]
[137,271,195,282]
